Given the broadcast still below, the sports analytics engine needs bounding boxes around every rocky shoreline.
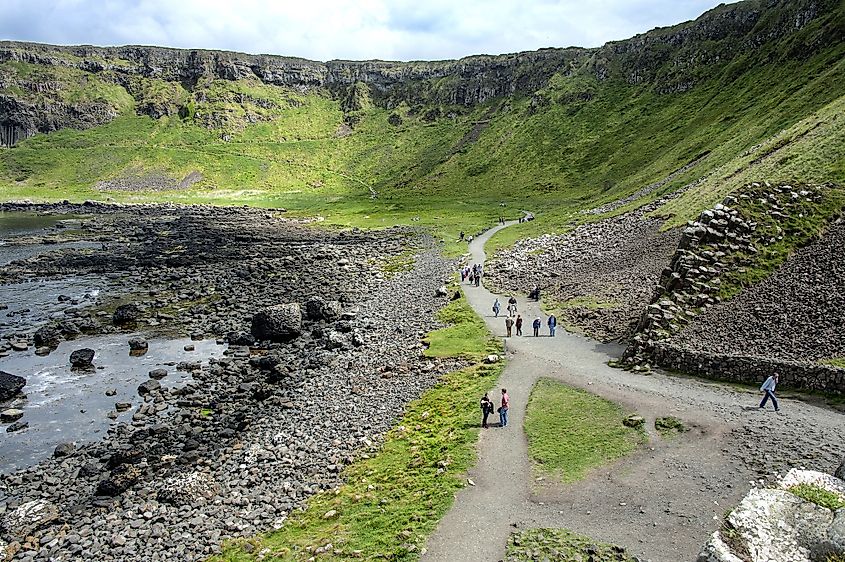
[0,203,459,561]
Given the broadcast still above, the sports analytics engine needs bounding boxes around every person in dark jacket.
[532,317,541,337]
[515,315,523,336]
[480,393,495,428]
[547,314,557,337]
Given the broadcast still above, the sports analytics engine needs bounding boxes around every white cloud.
[0,0,737,61]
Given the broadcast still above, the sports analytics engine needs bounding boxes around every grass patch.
[821,357,845,369]
[524,379,644,483]
[506,528,638,562]
[214,289,504,561]
[423,293,495,360]
[787,483,845,511]
[377,252,417,278]
[654,416,688,438]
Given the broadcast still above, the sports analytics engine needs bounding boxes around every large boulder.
[0,371,26,401]
[835,458,845,481]
[69,348,95,369]
[113,303,142,325]
[251,303,302,342]
[156,471,220,506]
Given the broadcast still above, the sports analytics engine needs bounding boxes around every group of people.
[480,388,509,428]
[461,264,483,287]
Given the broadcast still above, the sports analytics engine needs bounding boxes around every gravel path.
[421,221,845,562]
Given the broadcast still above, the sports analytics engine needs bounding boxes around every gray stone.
[251,303,302,342]
[0,408,24,422]
[0,370,26,401]
[69,348,95,368]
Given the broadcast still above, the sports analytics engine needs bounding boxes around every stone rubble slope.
[698,467,845,562]
[486,197,681,343]
[664,218,845,363]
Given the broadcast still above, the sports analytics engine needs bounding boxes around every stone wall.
[653,344,845,395]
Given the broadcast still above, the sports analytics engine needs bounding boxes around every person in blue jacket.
[759,373,780,412]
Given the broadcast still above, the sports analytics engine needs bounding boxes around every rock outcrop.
[0,0,839,143]
[698,468,845,562]
[0,371,26,401]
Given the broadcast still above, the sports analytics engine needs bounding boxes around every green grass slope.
[1,0,843,251]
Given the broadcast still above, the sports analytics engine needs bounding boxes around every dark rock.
[95,465,142,496]
[148,368,168,380]
[53,442,75,458]
[138,379,161,395]
[226,331,254,346]
[835,458,845,481]
[113,303,142,325]
[6,420,28,432]
[128,338,148,351]
[33,325,62,347]
[305,297,342,322]
[107,448,144,469]
[0,371,26,401]
[69,348,95,368]
[251,303,302,342]
[78,461,102,478]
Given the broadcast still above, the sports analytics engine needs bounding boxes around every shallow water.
[0,335,225,473]
[0,276,105,337]
[0,212,78,238]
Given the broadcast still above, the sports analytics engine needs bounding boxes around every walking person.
[492,298,501,317]
[499,388,510,427]
[505,317,513,337]
[515,314,523,336]
[532,317,541,337]
[480,393,494,428]
[508,296,517,317]
[759,373,780,412]
[547,314,557,337]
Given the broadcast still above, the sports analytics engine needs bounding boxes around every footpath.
[421,220,845,561]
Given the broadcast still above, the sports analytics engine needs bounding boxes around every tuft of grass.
[214,289,504,562]
[423,293,497,360]
[654,416,688,437]
[506,528,638,562]
[821,357,845,369]
[524,379,645,483]
[787,483,845,511]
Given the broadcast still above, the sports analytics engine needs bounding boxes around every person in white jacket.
[759,373,780,412]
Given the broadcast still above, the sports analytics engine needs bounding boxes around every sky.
[0,0,737,61]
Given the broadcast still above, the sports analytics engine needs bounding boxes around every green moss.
[506,528,638,562]
[654,416,688,437]
[820,357,845,369]
[787,483,845,511]
[524,379,644,483]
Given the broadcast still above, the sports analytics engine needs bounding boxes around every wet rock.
[1,408,24,422]
[137,379,161,395]
[69,348,95,368]
[128,338,148,351]
[113,303,142,325]
[5,420,27,432]
[0,371,26,401]
[53,442,75,458]
[33,325,61,347]
[251,303,302,342]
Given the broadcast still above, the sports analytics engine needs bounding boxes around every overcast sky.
[0,0,735,61]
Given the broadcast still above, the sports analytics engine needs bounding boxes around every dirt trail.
[421,220,845,562]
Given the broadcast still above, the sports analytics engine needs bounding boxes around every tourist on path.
[515,315,523,336]
[759,373,780,412]
[499,388,510,427]
[480,393,494,428]
[493,299,501,317]
[505,317,513,337]
[507,296,517,317]
[548,314,557,337]
[532,317,541,337]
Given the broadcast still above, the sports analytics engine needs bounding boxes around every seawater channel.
[0,211,226,473]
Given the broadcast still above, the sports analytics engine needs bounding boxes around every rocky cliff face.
[0,0,840,144]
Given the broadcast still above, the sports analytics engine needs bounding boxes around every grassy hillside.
[2,0,844,253]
